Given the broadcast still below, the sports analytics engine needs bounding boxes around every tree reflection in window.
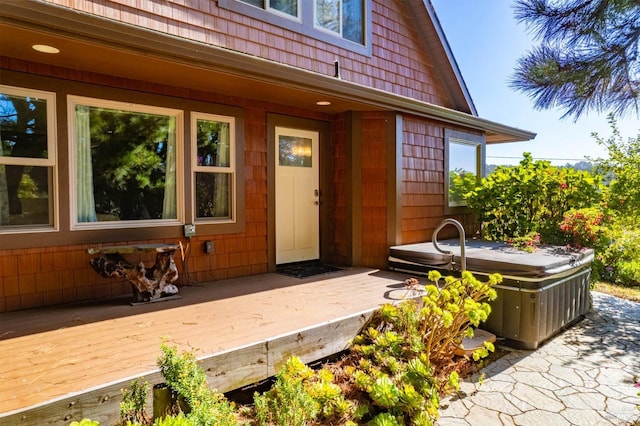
[194,115,234,221]
[447,139,481,207]
[0,89,54,228]
[72,100,178,223]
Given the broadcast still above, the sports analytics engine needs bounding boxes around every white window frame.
[67,95,184,230]
[0,85,58,234]
[219,0,371,54]
[314,0,364,42]
[191,112,237,224]
[237,0,301,21]
[444,129,485,212]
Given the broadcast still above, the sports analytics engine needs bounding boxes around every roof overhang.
[0,0,535,144]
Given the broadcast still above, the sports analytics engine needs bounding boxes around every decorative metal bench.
[87,243,180,304]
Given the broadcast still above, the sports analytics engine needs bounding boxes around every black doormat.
[276,261,341,279]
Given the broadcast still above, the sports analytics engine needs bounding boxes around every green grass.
[593,282,640,303]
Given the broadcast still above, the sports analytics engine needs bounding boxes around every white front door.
[275,127,320,264]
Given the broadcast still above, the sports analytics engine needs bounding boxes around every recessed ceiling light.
[316,101,331,106]
[32,44,60,54]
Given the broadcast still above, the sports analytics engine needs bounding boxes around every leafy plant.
[507,232,541,253]
[152,413,193,426]
[346,270,501,424]
[595,226,640,286]
[593,116,640,227]
[69,420,99,426]
[136,272,500,426]
[559,207,609,249]
[120,379,150,425]
[466,152,603,245]
[253,357,320,426]
[157,343,239,426]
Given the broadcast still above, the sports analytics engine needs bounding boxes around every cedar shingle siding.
[0,0,512,311]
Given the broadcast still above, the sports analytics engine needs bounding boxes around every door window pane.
[279,135,312,167]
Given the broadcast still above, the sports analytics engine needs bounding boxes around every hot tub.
[389,239,594,349]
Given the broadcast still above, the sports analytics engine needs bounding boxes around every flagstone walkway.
[439,291,640,425]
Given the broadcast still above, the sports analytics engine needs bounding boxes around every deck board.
[0,268,415,423]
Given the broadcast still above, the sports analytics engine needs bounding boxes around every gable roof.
[407,0,478,116]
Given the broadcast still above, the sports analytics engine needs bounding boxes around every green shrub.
[466,153,603,244]
[120,379,149,425]
[559,207,610,249]
[592,117,640,227]
[253,357,320,426]
[151,271,499,425]
[157,344,239,426]
[69,420,99,426]
[152,413,193,426]
[347,271,501,424]
[596,226,640,286]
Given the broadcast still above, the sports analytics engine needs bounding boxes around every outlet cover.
[184,224,196,237]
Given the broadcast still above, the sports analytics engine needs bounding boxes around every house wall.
[401,114,479,244]
[39,0,451,108]
[0,60,331,312]
[361,111,390,268]
[0,0,480,312]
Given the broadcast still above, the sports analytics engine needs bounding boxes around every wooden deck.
[0,267,416,425]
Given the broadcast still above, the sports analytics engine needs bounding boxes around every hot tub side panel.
[484,268,591,349]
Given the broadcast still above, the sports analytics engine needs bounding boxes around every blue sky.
[431,0,640,166]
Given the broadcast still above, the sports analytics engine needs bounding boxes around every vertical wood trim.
[319,123,333,263]
[386,112,403,247]
[267,115,277,271]
[346,111,362,265]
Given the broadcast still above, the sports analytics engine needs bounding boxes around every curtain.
[213,123,230,217]
[76,105,97,222]
[0,144,9,225]
[162,118,177,219]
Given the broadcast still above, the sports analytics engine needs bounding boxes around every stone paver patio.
[439,291,640,425]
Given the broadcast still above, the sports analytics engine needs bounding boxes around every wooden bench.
[87,243,180,304]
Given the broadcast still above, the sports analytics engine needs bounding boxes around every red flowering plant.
[559,207,610,250]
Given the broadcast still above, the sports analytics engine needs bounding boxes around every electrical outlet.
[184,224,196,237]
[204,240,213,254]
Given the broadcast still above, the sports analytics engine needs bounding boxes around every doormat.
[276,261,342,279]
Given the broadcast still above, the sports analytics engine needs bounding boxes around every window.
[192,113,236,223]
[445,129,485,210]
[220,0,370,53]
[315,0,364,44]
[68,96,183,229]
[238,0,298,18]
[0,85,56,232]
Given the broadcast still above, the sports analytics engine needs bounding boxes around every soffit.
[0,23,365,115]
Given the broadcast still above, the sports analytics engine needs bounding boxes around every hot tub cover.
[389,239,594,278]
